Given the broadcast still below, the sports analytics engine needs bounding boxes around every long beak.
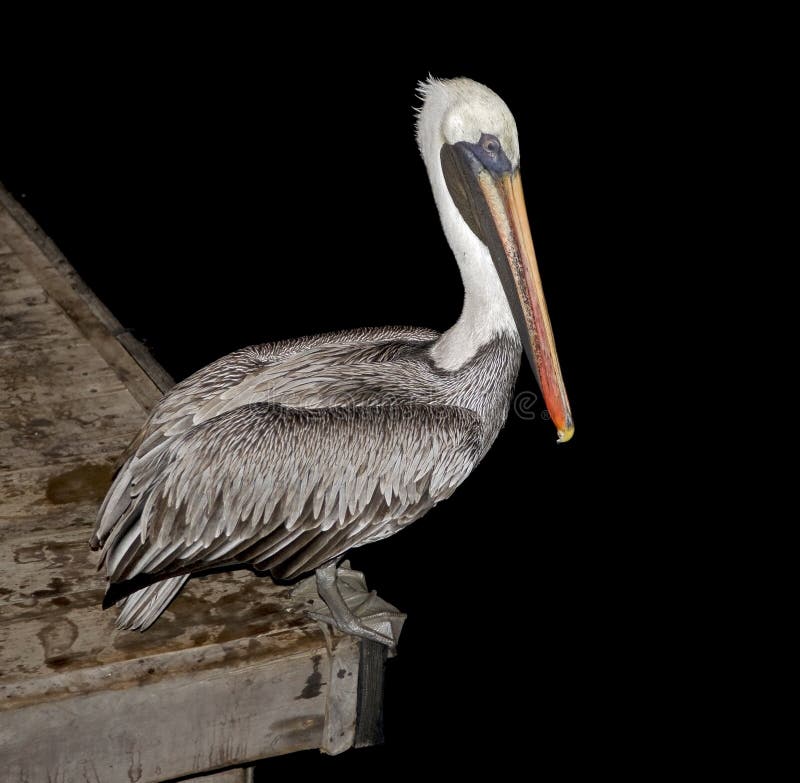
[441,144,574,443]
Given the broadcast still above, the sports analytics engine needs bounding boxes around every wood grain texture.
[0,336,127,408]
[0,459,116,522]
[0,252,37,289]
[0,189,372,781]
[0,388,144,470]
[1,631,360,782]
[0,197,166,412]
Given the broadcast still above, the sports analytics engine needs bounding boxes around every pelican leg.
[308,561,396,647]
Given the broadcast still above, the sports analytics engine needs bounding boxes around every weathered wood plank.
[322,634,360,754]
[0,298,82,341]
[0,188,380,778]
[0,458,117,521]
[0,525,96,603]
[0,335,127,408]
[117,330,175,394]
[0,202,131,339]
[0,284,48,308]
[0,568,318,682]
[0,502,99,537]
[1,631,360,783]
[0,388,143,471]
[0,204,166,411]
[0,251,37,288]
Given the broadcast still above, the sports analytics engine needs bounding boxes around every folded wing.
[96,401,483,584]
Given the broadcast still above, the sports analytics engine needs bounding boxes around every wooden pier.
[0,187,388,782]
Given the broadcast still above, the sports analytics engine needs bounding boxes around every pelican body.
[91,78,573,639]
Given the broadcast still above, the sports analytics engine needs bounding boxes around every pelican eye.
[482,135,501,155]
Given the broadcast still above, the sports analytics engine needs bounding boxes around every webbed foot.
[292,561,405,650]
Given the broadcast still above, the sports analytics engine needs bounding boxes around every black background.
[1,28,667,777]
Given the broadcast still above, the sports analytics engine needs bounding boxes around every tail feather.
[115,574,190,631]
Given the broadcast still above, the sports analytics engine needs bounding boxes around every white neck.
[424,151,517,371]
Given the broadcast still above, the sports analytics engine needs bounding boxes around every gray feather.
[93,326,521,627]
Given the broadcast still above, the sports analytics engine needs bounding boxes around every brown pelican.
[91,77,573,643]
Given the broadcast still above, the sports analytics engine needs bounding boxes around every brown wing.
[94,325,438,548]
[97,402,482,584]
[116,325,438,463]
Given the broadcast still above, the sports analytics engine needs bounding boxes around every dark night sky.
[1,32,665,775]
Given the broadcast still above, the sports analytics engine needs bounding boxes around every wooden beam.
[1,628,360,782]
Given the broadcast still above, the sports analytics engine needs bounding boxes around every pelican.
[91,77,573,643]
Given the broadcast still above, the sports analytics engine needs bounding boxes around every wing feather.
[97,402,482,584]
[112,326,439,472]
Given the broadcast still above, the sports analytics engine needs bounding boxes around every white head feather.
[416,77,520,170]
[416,77,521,370]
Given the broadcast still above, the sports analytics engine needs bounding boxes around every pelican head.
[417,77,574,443]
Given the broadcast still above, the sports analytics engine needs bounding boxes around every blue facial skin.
[454,133,514,177]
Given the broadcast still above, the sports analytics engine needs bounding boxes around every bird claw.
[306,609,395,647]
